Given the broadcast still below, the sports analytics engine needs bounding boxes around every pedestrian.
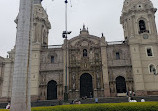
[70,100,74,104]
[128,96,131,102]
[129,90,132,96]
[133,92,135,96]
[129,97,137,102]
[90,92,92,98]
[6,103,10,109]
[126,91,129,96]
[58,97,62,105]
[78,100,81,104]
[141,98,145,102]
[95,98,98,103]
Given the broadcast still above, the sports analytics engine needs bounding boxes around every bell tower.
[121,0,158,96]
[121,0,157,39]
[31,0,51,100]
[33,0,51,46]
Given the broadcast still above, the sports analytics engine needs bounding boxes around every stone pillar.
[10,0,32,111]
[30,43,41,100]
[100,37,110,97]
[93,72,97,98]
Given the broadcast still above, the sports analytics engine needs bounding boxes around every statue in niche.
[97,82,100,88]
[97,73,100,79]
[42,76,45,82]
[110,84,114,93]
[73,82,76,89]
[40,75,46,85]
[72,74,75,80]
[84,63,87,68]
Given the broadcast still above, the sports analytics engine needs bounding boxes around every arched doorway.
[47,80,57,100]
[80,73,93,98]
[116,76,126,93]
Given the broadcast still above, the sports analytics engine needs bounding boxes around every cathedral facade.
[0,0,158,102]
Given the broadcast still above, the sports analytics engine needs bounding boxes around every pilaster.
[100,37,110,97]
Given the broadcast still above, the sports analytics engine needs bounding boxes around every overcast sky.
[0,0,158,57]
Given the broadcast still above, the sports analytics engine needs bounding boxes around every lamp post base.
[64,86,68,102]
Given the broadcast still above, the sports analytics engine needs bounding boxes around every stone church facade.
[0,0,158,102]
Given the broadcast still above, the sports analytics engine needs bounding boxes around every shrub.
[31,102,158,111]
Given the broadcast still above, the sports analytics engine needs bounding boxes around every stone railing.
[40,63,63,71]
[42,45,62,49]
[69,59,102,67]
[108,59,131,67]
[107,41,125,45]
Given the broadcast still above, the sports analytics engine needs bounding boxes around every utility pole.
[10,0,32,111]
[62,0,71,102]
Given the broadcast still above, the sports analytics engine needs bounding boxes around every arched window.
[83,49,87,57]
[116,52,120,60]
[139,20,146,33]
[43,30,47,45]
[149,64,156,74]
[51,56,54,63]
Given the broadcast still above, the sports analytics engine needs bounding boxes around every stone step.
[0,96,158,109]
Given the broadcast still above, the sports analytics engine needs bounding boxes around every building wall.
[107,43,133,96]
[0,57,4,97]
[1,49,15,102]
[121,0,158,95]
[39,48,63,100]
[0,0,158,102]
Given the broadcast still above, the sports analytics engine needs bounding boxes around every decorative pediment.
[76,39,93,47]
[70,38,99,48]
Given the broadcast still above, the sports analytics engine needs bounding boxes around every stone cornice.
[40,69,63,73]
[121,8,157,17]
[120,8,157,24]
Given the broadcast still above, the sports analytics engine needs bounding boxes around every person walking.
[6,103,10,109]
[95,98,98,103]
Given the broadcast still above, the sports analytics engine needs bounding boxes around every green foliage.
[0,110,9,111]
[31,102,158,111]
[0,102,158,111]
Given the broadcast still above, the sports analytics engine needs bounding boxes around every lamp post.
[62,0,71,102]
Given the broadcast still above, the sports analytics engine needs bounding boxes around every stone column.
[10,0,32,111]
[100,37,110,97]
[93,72,97,98]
